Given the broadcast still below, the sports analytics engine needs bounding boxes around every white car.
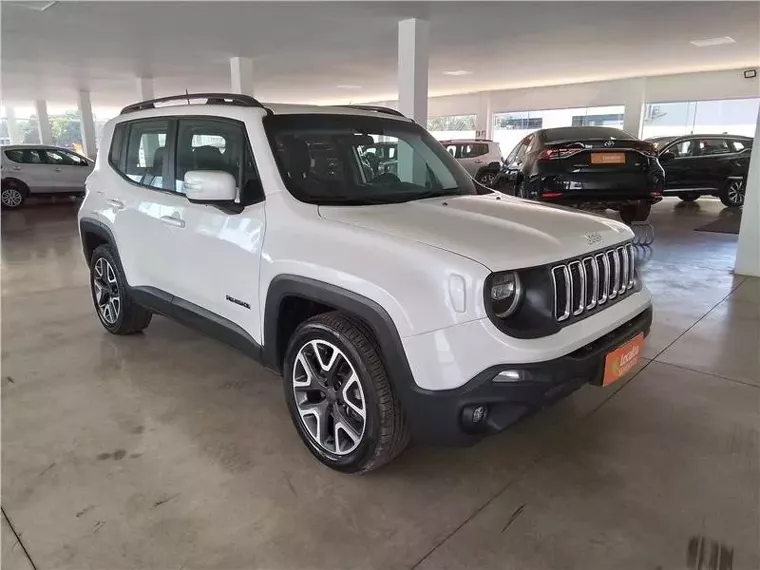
[440,139,503,185]
[1,145,93,208]
[78,94,653,473]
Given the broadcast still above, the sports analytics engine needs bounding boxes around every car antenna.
[185,89,190,105]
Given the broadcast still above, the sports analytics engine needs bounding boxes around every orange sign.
[602,333,644,386]
[591,152,626,164]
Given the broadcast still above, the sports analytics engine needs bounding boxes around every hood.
[318,194,633,271]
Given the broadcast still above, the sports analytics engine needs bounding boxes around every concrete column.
[475,93,493,140]
[622,78,647,138]
[5,107,22,144]
[397,18,429,123]
[77,90,97,159]
[230,56,254,96]
[136,77,154,101]
[34,100,53,145]
[735,108,760,277]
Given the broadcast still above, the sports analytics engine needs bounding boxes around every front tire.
[720,179,744,208]
[476,170,497,186]
[619,201,652,224]
[677,192,700,202]
[89,245,152,334]
[1,180,28,209]
[283,312,409,473]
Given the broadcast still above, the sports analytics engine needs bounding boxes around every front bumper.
[401,306,652,446]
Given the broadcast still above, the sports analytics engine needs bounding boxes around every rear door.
[2,148,53,192]
[688,138,734,189]
[457,143,489,176]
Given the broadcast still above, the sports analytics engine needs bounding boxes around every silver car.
[1,145,94,209]
[439,139,503,185]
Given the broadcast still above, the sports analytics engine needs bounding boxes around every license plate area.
[600,333,644,386]
[591,152,626,165]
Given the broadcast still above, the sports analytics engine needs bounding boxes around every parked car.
[646,134,751,207]
[492,126,664,223]
[439,139,503,185]
[79,93,652,473]
[1,144,93,208]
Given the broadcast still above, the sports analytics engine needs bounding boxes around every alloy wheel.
[479,173,496,186]
[292,339,366,455]
[727,180,744,206]
[1,188,23,208]
[93,257,121,324]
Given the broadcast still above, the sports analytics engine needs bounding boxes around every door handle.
[473,159,484,164]
[106,198,125,210]
[11,166,22,171]
[53,167,62,172]
[160,215,185,228]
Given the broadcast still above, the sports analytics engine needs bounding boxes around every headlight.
[489,271,523,318]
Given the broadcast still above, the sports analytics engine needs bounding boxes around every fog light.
[493,370,525,383]
[461,404,489,431]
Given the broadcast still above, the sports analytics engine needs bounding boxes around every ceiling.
[2,1,759,109]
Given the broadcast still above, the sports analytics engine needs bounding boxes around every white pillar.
[735,108,760,277]
[230,57,254,96]
[475,93,493,140]
[77,90,97,159]
[397,18,429,123]
[622,78,647,138]
[34,100,53,145]
[5,107,22,144]
[136,77,154,101]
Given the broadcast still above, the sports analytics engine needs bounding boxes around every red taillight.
[542,192,564,199]
[538,147,584,160]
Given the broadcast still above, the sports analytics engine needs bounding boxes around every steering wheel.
[369,172,400,184]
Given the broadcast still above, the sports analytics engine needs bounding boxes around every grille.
[551,242,635,322]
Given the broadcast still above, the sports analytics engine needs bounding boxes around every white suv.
[439,139,503,185]
[79,93,653,473]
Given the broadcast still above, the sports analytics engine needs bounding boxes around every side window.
[445,144,459,158]
[697,139,731,156]
[117,119,171,190]
[4,149,25,163]
[731,140,746,152]
[505,142,522,164]
[42,149,80,166]
[666,140,692,158]
[516,135,534,161]
[460,143,489,159]
[175,118,261,204]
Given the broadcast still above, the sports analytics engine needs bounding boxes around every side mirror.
[184,170,237,203]
[659,151,675,162]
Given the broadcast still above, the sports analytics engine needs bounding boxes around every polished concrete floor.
[2,197,758,569]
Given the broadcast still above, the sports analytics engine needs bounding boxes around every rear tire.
[89,245,152,335]
[1,179,28,209]
[719,179,744,208]
[677,192,699,202]
[283,312,410,473]
[619,202,652,224]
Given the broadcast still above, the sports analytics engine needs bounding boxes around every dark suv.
[647,134,752,207]
[492,126,664,224]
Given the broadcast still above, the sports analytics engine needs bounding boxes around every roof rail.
[337,105,406,118]
[120,93,268,115]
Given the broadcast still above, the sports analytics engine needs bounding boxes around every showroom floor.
[2,198,758,570]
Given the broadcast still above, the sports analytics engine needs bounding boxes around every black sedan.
[647,134,751,207]
[492,126,664,223]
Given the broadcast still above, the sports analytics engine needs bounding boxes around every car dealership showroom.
[1,1,759,568]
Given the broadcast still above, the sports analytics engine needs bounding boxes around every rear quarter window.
[4,149,24,163]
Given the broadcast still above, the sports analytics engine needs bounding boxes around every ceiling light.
[690,36,735,47]
[443,70,473,76]
[336,84,362,89]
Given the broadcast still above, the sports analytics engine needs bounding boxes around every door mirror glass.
[659,151,675,162]
[184,171,237,203]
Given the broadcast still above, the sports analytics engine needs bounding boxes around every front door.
[40,149,91,192]
[164,116,265,342]
[661,139,696,190]
[3,148,54,192]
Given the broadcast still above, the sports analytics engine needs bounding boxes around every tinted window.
[460,143,489,158]
[696,139,731,156]
[731,140,747,152]
[115,119,171,190]
[4,149,44,164]
[665,140,693,158]
[175,118,261,204]
[543,127,636,142]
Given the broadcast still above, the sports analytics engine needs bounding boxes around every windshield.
[264,114,477,205]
